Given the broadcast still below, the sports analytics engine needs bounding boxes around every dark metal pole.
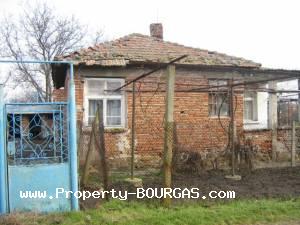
[188,74,300,93]
[131,82,136,179]
[229,79,235,176]
[114,55,188,92]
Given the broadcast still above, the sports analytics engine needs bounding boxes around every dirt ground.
[119,166,300,199]
[143,166,300,199]
[176,167,300,199]
[82,166,300,208]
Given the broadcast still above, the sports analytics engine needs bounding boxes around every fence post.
[81,123,96,187]
[163,65,175,207]
[291,121,296,167]
[131,82,136,179]
[97,103,109,201]
[0,84,7,214]
[229,80,235,176]
[268,81,278,162]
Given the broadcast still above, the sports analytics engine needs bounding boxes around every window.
[244,92,257,121]
[208,79,229,116]
[107,100,121,125]
[88,99,103,125]
[84,78,125,127]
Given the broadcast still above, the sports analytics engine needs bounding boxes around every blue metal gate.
[6,103,71,212]
[0,60,79,213]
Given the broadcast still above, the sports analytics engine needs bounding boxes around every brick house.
[52,23,300,168]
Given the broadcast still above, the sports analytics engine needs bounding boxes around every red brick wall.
[52,88,67,102]
[244,129,272,153]
[69,70,245,167]
[174,92,243,153]
[74,77,84,121]
[243,128,292,161]
[53,67,292,167]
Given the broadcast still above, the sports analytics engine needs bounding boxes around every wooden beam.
[163,65,175,207]
[96,103,109,201]
[81,123,95,187]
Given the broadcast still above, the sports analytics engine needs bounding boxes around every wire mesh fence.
[77,115,300,207]
[77,74,300,208]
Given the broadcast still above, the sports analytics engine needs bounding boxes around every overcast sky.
[1,0,300,70]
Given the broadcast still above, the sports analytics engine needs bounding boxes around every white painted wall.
[244,90,269,130]
[243,79,299,131]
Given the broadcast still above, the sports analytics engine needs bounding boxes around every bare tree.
[0,1,104,102]
[92,28,106,46]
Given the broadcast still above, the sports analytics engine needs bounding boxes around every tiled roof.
[55,33,261,68]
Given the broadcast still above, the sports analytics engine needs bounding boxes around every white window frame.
[84,78,125,128]
[243,92,258,123]
[208,79,229,117]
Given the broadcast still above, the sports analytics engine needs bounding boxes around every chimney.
[150,23,163,39]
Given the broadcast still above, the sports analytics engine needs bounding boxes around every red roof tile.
[55,33,261,68]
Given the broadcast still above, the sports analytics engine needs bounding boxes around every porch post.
[0,84,7,213]
[268,81,278,161]
[68,64,79,210]
[163,65,175,207]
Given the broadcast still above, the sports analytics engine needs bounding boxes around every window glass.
[209,93,228,116]
[86,80,105,95]
[217,95,229,116]
[107,81,122,95]
[86,79,124,127]
[209,79,228,91]
[244,92,257,121]
[208,79,229,117]
[107,100,121,126]
[88,100,103,125]
[208,94,217,116]
[244,101,253,120]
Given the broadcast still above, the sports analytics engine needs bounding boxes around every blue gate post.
[68,63,79,210]
[0,84,7,213]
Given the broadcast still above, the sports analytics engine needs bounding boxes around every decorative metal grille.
[6,103,68,165]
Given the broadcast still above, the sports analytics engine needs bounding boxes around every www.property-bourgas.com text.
[19,188,236,201]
